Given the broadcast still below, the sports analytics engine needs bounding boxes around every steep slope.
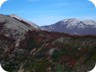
[1,30,96,72]
[9,14,39,30]
[0,14,39,39]
[41,18,96,35]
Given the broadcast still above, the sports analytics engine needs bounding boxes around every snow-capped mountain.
[41,18,96,35]
[0,14,39,39]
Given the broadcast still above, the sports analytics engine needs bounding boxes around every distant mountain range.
[41,18,96,35]
[0,14,96,36]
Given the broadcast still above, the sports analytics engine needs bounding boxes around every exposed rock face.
[0,14,39,40]
[9,14,40,30]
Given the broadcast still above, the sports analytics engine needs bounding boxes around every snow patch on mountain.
[41,18,96,35]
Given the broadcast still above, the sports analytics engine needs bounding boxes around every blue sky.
[0,0,96,26]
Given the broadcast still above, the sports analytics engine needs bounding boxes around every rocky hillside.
[0,30,96,72]
[0,14,39,40]
[41,18,96,35]
[9,14,40,30]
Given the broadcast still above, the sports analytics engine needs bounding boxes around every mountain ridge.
[0,14,40,40]
[41,18,96,35]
